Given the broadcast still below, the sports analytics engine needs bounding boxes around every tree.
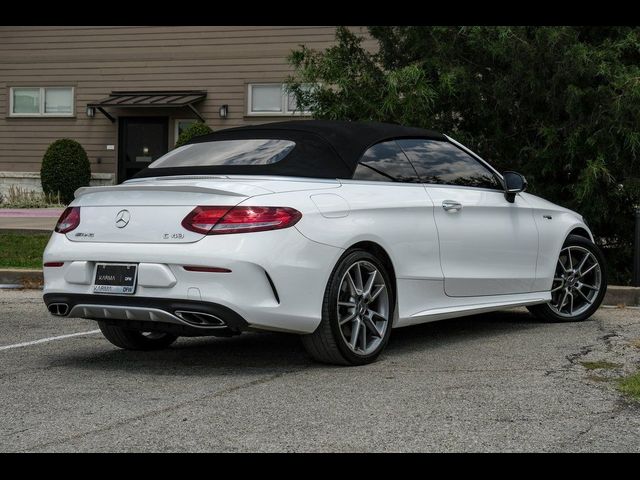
[287,26,640,284]
[175,122,213,148]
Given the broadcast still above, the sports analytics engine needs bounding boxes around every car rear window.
[148,139,296,169]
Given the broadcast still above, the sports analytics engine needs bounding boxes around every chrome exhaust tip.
[174,310,226,327]
[48,303,69,316]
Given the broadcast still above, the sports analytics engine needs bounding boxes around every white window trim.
[246,83,312,117]
[9,86,75,117]
[174,118,197,142]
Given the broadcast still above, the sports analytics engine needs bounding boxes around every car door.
[398,138,539,297]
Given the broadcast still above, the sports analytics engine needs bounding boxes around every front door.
[397,138,539,297]
[426,186,539,296]
[118,117,168,182]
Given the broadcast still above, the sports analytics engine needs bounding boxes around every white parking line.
[0,330,101,352]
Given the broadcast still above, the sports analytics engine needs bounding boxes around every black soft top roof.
[133,120,446,180]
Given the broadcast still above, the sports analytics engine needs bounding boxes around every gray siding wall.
[0,26,369,180]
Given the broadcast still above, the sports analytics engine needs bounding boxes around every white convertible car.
[43,121,607,365]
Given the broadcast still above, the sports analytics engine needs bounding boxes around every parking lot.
[1,289,639,452]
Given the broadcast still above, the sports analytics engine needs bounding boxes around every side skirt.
[394,291,550,328]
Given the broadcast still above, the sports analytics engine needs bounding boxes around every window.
[398,139,501,190]
[247,83,312,116]
[149,139,296,169]
[10,87,74,116]
[174,119,197,141]
[351,141,420,183]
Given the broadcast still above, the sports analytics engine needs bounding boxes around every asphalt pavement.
[1,289,639,452]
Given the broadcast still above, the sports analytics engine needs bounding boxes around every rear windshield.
[148,139,296,169]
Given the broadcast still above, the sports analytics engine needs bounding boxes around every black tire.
[527,234,607,322]
[98,322,178,350]
[301,249,395,366]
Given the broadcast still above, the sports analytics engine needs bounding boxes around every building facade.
[0,26,366,197]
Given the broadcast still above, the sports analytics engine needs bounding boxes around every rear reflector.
[54,207,81,234]
[44,262,64,267]
[183,266,231,273]
[182,206,302,235]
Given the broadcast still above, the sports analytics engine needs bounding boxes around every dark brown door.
[118,117,169,182]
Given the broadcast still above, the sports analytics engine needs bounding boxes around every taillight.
[182,206,302,235]
[54,207,80,234]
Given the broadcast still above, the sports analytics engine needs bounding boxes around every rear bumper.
[43,293,248,336]
[42,227,344,334]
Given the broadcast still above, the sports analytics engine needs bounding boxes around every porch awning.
[87,90,207,123]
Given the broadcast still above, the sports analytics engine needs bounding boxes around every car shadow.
[48,308,545,373]
[386,308,542,354]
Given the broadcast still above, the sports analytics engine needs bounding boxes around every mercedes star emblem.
[115,209,131,228]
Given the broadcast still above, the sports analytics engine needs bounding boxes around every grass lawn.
[618,372,640,401]
[580,360,622,370]
[0,233,50,269]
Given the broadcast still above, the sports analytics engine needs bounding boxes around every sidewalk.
[0,208,63,231]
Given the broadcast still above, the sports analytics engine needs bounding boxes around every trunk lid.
[69,179,273,244]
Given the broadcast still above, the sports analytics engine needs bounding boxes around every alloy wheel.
[549,245,602,318]
[336,260,390,355]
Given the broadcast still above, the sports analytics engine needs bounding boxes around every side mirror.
[502,171,527,203]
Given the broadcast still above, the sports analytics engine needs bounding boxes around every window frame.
[398,137,504,191]
[9,86,75,117]
[246,83,312,117]
[174,118,198,143]
[444,134,505,187]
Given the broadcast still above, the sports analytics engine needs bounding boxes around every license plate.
[93,263,138,294]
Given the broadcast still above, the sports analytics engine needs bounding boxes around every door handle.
[442,200,463,212]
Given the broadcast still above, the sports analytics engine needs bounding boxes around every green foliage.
[175,122,213,148]
[288,26,640,284]
[40,138,91,204]
[618,371,640,401]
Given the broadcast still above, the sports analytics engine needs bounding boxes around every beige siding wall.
[0,26,371,181]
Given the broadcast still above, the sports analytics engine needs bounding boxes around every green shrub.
[40,138,91,204]
[175,122,213,148]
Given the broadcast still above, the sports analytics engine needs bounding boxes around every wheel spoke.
[557,257,569,273]
[567,247,573,270]
[346,272,358,295]
[359,321,367,351]
[569,291,574,315]
[369,284,385,302]
[581,283,598,291]
[363,270,377,297]
[363,314,383,338]
[575,286,593,304]
[558,289,569,311]
[349,319,361,349]
[354,263,364,291]
[551,277,564,293]
[579,263,598,278]
[339,311,357,325]
[576,252,590,274]
[338,301,356,308]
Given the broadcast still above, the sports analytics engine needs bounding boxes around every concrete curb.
[601,286,640,307]
[0,269,44,288]
[0,269,638,307]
